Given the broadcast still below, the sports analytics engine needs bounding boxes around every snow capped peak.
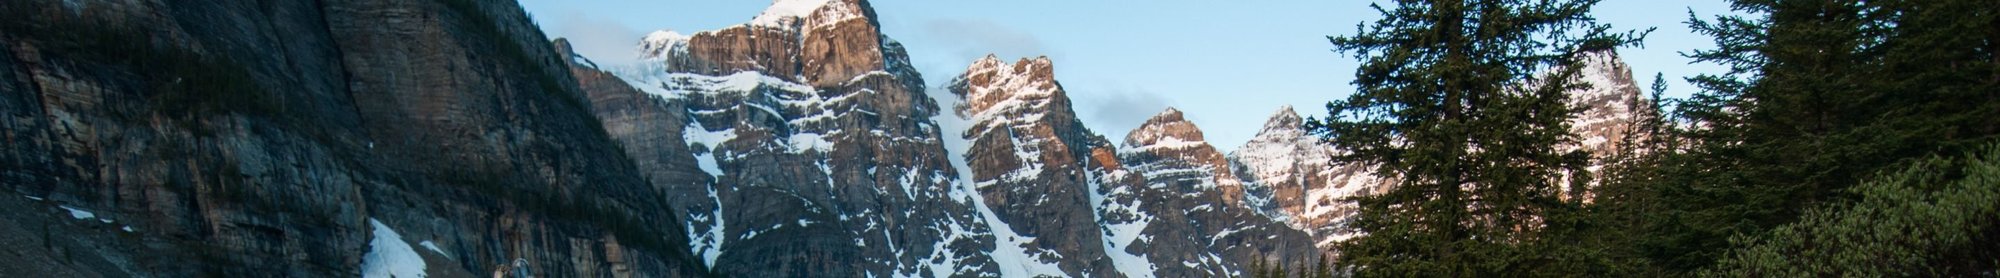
[953,55,1066,128]
[1023,56,1053,67]
[970,54,1007,71]
[1255,106,1305,137]
[1559,49,1646,156]
[1016,56,1055,76]
[1570,50,1637,102]
[1153,107,1185,121]
[1123,107,1208,150]
[639,29,690,59]
[752,0,833,24]
[747,0,869,29]
[642,30,688,44]
[1267,105,1298,121]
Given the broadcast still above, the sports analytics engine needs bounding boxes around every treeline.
[1307,0,2000,277]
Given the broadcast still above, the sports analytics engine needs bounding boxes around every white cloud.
[540,10,646,66]
[1076,85,1175,145]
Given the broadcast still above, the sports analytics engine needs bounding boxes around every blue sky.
[521,0,1737,152]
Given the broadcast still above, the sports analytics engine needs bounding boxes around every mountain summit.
[0,0,1659,276]
[581,0,997,276]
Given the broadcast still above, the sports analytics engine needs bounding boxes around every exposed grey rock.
[591,0,998,276]
[950,55,1122,277]
[1113,108,1319,277]
[0,0,707,276]
[950,56,1320,277]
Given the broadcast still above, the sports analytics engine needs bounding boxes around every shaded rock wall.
[0,0,707,276]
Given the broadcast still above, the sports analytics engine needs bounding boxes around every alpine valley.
[0,0,1650,277]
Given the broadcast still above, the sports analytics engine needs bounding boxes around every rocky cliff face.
[1109,109,1320,277]
[949,55,1121,277]
[1562,50,1652,198]
[0,0,1654,275]
[1121,109,1247,206]
[1230,106,1391,249]
[947,56,1320,277]
[0,0,705,276]
[587,0,998,276]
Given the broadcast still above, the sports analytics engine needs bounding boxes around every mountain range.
[0,0,1648,277]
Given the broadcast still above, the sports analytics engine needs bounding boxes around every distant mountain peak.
[748,0,873,29]
[954,54,1066,127]
[1265,105,1300,123]
[1152,107,1185,121]
[1124,107,1208,150]
[637,30,689,59]
[1251,106,1305,139]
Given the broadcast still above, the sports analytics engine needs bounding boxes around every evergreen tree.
[1615,0,2000,272]
[1311,0,1642,276]
[1574,73,1682,276]
[1312,257,1332,278]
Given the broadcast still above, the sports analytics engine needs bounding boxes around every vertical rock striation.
[592,0,997,276]
[949,55,1121,277]
[1113,109,1319,277]
[0,0,707,276]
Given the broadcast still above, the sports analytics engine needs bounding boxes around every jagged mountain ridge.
[949,54,1126,277]
[0,0,1656,276]
[1109,108,1321,277]
[566,0,1653,276]
[582,0,998,276]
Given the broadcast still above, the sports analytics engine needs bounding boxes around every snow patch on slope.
[748,0,866,29]
[418,241,449,259]
[639,30,690,59]
[362,218,427,278]
[931,76,1068,278]
[58,205,96,220]
[751,0,833,27]
[685,119,736,177]
[1091,168,1158,277]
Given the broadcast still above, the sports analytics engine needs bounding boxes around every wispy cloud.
[541,10,646,65]
[1077,85,1176,144]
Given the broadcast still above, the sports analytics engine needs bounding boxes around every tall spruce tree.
[1576,73,1683,277]
[1310,0,1642,276]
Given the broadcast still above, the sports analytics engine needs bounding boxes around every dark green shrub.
[1704,143,2000,277]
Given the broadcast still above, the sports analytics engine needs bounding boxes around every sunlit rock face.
[950,55,1322,277]
[1230,106,1392,250]
[1112,108,1321,277]
[590,0,999,276]
[950,55,1123,277]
